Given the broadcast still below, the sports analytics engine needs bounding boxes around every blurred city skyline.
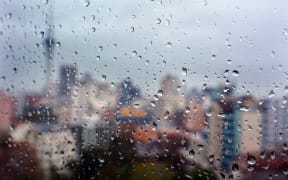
[1,0,288,97]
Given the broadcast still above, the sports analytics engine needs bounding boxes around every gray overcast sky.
[1,0,288,98]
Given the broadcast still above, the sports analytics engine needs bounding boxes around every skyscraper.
[261,98,288,149]
[205,86,240,172]
[59,65,77,96]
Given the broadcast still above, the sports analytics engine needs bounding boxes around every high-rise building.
[0,91,16,130]
[153,74,185,128]
[205,86,240,172]
[59,65,77,96]
[238,96,261,155]
[261,98,288,149]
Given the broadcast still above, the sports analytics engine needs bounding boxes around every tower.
[59,65,77,96]
[43,0,55,94]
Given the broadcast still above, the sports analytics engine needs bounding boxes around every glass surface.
[1,0,288,179]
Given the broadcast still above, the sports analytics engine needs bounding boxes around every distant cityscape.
[0,64,288,179]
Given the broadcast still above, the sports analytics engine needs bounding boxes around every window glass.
[1,0,288,179]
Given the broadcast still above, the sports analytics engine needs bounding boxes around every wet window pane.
[1,0,288,179]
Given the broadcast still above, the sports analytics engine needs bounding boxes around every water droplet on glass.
[260,150,266,159]
[197,144,204,151]
[247,155,256,165]
[98,157,105,163]
[185,106,190,113]
[270,151,276,160]
[268,90,275,98]
[224,69,229,76]
[54,41,61,47]
[232,70,239,77]
[271,50,276,58]
[150,101,156,107]
[157,90,163,97]
[156,18,161,24]
[164,111,169,119]
[40,31,45,38]
[6,12,12,19]
[232,163,239,172]
[208,155,214,162]
[132,50,137,56]
[189,149,195,158]
[98,46,103,52]
[282,168,288,175]
[166,42,172,48]
[283,28,288,39]
[182,67,188,76]
[130,26,135,32]
[83,0,90,7]
[96,55,100,61]
[102,74,107,81]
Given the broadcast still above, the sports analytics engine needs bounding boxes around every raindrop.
[156,18,161,24]
[268,90,275,98]
[271,50,276,58]
[270,151,276,160]
[164,111,169,119]
[185,107,190,113]
[166,42,172,48]
[181,67,188,76]
[283,28,288,39]
[98,157,105,163]
[133,103,140,108]
[102,74,107,81]
[197,144,204,151]
[130,26,135,32]
[247,155,256,165]
[203,0,208,6]
[232,70,239,77]
[98,46,103,52]
[211,54,216,61]
[28,112,33,117]
[96,55,100,61]
[188,149,195,158]
[56,42,61,47]
[40,31,45,38]
[83,0,90,7]
[132,51,137,56]
[152,122,157,130]
[232,163,239,172]
[282,167,288,175]
[6,12,12,19]
[150,101,156,107]
[156,90,163,97]
[113,57,117,61]
[247,165,254,172]
[90,15,95,21]
[224,69,229,76]
[208,155,214,162]
[285,86,288,93]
